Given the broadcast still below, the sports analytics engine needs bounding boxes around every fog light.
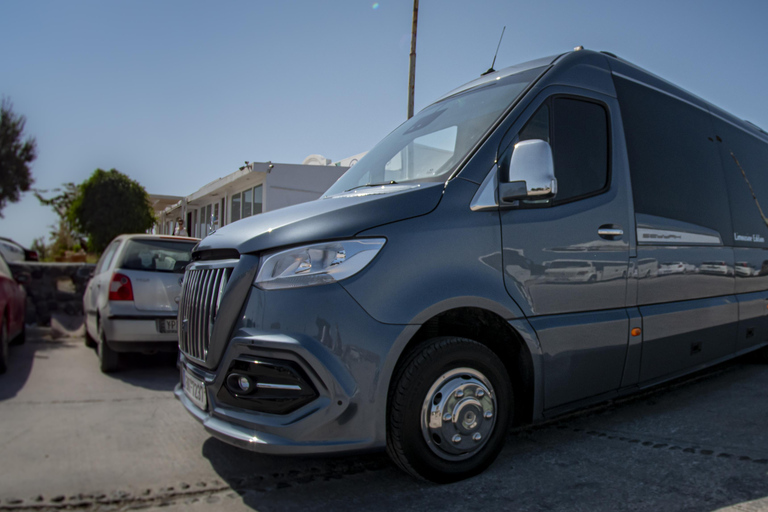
[226,373,255,395]
[238,376,252,392]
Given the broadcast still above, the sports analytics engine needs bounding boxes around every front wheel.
[387,337,512,483]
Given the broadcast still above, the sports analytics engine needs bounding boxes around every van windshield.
[324,67,544,197]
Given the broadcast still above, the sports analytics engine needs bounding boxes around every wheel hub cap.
[421,368,496,460]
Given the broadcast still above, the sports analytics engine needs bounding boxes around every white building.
[151,154,361,238]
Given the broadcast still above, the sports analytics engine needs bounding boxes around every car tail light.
[109,273,134,301]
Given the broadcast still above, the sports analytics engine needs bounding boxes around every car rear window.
[117,239,197,273]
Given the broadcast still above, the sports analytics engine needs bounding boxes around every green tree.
[33,182,84,258]
[69,169,155,253]
[0,98,36,217]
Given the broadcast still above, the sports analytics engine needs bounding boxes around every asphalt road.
[1,317,767,512]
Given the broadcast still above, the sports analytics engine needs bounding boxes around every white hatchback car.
[83,234,199,372]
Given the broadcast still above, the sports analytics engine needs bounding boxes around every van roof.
[437,48,767,144]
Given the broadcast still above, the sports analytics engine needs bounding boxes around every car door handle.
[598,225,623,240]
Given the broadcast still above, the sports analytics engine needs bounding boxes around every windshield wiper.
[343,180,398,193]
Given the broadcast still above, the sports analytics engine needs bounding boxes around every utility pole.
[407,0,418,119]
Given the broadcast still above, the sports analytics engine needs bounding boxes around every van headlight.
[254,239,386,290]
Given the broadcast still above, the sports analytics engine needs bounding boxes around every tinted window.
[552,98,608,203]
[518,103,549,143]
[615,77,733,244]
[713,119,768,248]
[512,97,608,205]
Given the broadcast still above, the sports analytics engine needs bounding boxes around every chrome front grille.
[178,264,235,363]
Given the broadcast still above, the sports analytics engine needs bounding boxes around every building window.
[205,204,212,235]
[253,185,263,215]
[231,193,241,222]
[243,188,253,218]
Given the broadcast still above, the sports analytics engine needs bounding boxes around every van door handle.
[598,225,623,240]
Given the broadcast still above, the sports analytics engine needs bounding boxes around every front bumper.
[175,283,415,455]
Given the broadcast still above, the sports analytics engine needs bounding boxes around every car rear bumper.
[103,317,177,343]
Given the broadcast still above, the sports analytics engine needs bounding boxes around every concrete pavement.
[1,316,767,511]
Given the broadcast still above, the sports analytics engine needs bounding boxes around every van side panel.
[613,71,740,383]
[736,290,768,353]
[498,82,634,410]
[712,115,768,353]
[529,309,629,409]
[638,297,737,382]
[346,177,525,325]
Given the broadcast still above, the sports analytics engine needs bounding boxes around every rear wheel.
[97,324,120,373]
[0,319,8,374]
[387,337,512,483]
[11,323,25,346]
[84,318,97,348]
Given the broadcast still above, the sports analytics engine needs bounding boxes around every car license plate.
[182,369,207,411]
[159,318,177,333]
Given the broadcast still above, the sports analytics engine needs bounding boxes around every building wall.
[161,163,348,239]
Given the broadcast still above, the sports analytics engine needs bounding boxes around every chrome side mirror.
[499,139,557,203]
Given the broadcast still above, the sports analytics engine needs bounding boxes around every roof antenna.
[482,26,506,76]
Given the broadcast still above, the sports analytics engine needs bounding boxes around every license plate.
[182,369,208,411]
[159,318,177,333]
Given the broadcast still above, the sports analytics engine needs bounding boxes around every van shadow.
[0,327,78,401]
[196,362,768,512]
[201,437,398,509]
[106,351,180,392]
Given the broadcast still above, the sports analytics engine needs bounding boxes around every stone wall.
[9,262,95,327]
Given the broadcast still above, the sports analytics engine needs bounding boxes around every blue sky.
[2,0,767,248]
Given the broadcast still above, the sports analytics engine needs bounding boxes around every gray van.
[175,48,768,482]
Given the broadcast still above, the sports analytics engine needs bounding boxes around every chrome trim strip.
[637,228,722,245]
[255,383,303,391]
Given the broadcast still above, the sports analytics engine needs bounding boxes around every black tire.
[11,323,25,346]
[386,337,512,483]
[97,324,120,373]
[84,319,97,349]
[756,346,768,364]
[0,318,8,374]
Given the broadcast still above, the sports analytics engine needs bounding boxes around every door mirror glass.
[500,139,557,203]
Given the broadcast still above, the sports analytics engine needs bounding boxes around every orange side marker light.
[631,328,642,337]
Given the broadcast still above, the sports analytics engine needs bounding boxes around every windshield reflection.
[324,67,545,197]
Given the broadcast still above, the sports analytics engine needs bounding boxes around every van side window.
[551,98,609,203]
[713,118,768,249]
[519,103,549,143]
[514,97,609,205]
[615,76,733,244]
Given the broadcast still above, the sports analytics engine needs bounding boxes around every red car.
[0,253,27,373]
